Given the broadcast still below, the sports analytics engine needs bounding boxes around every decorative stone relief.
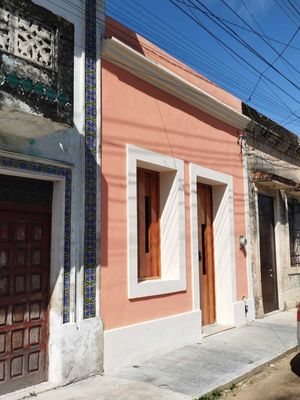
[0,3,55,70]
[0,0,74,128]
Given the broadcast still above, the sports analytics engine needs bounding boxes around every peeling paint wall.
[0,0,74,128]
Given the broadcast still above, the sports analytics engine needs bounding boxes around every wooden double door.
[0,208,51,394]
[197,183,216,326]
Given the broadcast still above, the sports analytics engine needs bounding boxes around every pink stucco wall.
[101,57,248,330]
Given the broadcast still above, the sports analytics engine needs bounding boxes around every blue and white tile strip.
[84,0,97,318]
[0,156,72,323]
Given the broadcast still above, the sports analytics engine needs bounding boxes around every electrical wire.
[249,26,300,101]
[213,0,300,83]
[169,0,300,103]
[274,0,299,26]
[59,0,300,132]
[64,0,288,110]
[65,0,298,108]
[238,0,300,87]
[285,0,300,24]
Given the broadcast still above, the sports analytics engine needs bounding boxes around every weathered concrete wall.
[246,128,300,317]
[247,133,300,184]
[0,0,74,129]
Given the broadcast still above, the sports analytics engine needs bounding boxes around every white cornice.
[101,37,251,130]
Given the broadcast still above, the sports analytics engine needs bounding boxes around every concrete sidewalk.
[3,309,298,400]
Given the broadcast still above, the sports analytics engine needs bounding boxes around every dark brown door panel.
[0,210,50,395]
[258,194,279,314]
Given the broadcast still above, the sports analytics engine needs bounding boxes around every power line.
[217,0,300,83]
[57,0,271,109]
[59,1,298,131]
[285,0,300,24]
[64,0,299,107]
[249,26,300,101]
[173,0,300,125]
[177,0,300,51]
[169,0,300,104]
[183,0,300,106]
[274,0,299,26]
[231,0,300,126]
[67,0,288,110]
[238,0,300,87]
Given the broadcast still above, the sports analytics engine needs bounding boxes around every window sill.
[129,277,186,299]
[138,275,161,282]
[287,266,300,275]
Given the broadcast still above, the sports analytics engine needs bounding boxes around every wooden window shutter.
[137,168,160,280]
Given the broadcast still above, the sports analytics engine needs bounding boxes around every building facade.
[100,19,255,371]
[4,4,298,395]
[243,104,300,318]
[0,0,103,394]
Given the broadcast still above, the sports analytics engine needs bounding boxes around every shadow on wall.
[290,352,300,377]
[240,245,247,258]
[104,59,240,142]
[100,171,109,267]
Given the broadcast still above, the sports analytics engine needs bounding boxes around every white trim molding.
[127,144,186,298]
[104,311,201,371]
[101,37,251,130]
[190,163,241,325]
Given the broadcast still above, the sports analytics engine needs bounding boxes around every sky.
[106,0,300,135]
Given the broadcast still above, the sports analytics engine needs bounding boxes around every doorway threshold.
[202,323,234,338]
[263,309,280,317]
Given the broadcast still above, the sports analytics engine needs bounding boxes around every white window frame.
[127,144,186,298]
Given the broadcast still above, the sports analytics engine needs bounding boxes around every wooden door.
[197,183,216,326]
[0,209,50,395]
[258,194,279,314]
[137,168,160,280]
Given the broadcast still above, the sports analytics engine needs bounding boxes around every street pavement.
[221,350,300,399]
[2,309,298,400]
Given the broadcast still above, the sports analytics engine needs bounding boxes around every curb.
[196,345,299,399]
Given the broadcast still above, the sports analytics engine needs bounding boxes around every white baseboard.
[104,310,202,372]
[233,298,255,326]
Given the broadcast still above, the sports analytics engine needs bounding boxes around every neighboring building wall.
[0,0,104,391]
[101,28,253,369]
[244,106,300,317]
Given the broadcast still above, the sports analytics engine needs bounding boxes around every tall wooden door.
[0,209,50,395]
[258,194,279,314]
[197,183,216,326]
